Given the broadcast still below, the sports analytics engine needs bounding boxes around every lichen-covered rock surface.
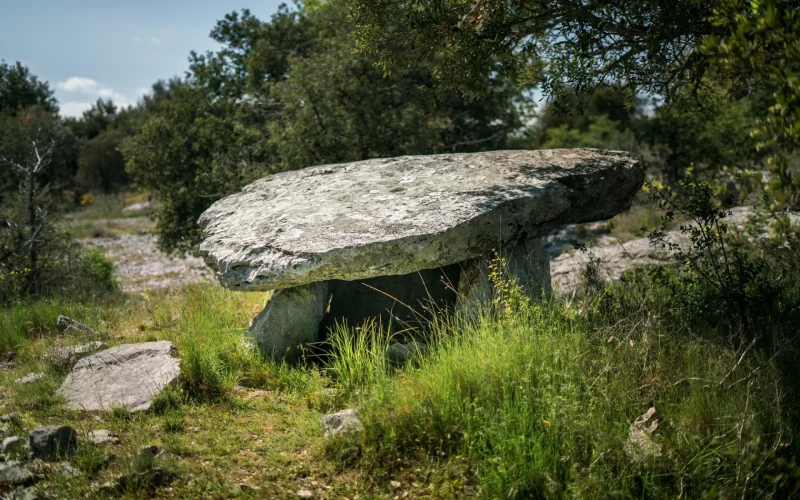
[57,341,180,412]
[199,149,642,291]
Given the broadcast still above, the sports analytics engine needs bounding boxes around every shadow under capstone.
[320,263,463,337]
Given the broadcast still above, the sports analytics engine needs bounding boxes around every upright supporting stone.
[458,237,551,313]
[248,282,330,360]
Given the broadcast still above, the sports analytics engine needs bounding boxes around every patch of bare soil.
[77,217,211,293]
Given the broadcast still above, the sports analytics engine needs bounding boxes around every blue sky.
[0,0,285,117]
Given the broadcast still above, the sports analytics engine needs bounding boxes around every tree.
[65,98,118,141]
[0,109,66,295]
[352,0,723,102]
[268,0,520,170]
[352,0,800,202]
[0,108,79,201]
[0,60,57,115]
[75,129,129,193]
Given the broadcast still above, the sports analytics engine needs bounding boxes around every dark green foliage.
[645,180,800,331]
[0,106,79,199]
[75,128,130,193]
[352,0,800,201]
[0,60,57,114]
[150,385,186,415]
[352,0,720,101]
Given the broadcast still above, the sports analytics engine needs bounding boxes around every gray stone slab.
[57,341,180,412]
[248,282,330,361]
[199,149,642,291]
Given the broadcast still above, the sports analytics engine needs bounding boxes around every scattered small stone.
[2,436,25,457]
[390,480,402,489]
[14,373,44,385]
[626,407,661,461]
[0,461,36,487]
[86,429,119,445]
[187,426,200,433]
[297,490,313,498]
[0,413,20,423]
[237,483,256,493]
[29,426,77,461]
[55,316,104,337]
[1,351,17,364]
[1,425,9,434]
[320,409,362,437]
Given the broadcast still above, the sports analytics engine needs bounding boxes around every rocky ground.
[547,206,800,291]
[73,217,211,293]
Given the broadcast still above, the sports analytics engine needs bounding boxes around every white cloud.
[59,101,95,118]
[55,77,131,117]
[56,77,99,94]
[149,36,160,46]
[136,87,150,97]
[132,36,142,43]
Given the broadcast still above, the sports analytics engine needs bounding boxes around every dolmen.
[199,149,643,360]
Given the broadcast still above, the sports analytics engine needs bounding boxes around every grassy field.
[1,272,798,498]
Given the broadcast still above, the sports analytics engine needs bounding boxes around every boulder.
[1,436,25,458]
[0,413,20,423]
[320,409,362,437]
[626,407,661,461]
[29,426,77,460]
[198,149,642,359]
[57,341,180,412]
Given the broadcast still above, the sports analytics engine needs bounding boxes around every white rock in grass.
[57,341,180,412]
[14,373,44,385]
[86,429,120,445]
[320,409,362,436]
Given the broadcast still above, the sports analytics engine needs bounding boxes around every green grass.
[327,280,799,498]
[1,276,797,498]
[70,192,153,221]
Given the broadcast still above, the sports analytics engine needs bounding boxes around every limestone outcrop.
[57,341,180,412]
[198,149,642,359]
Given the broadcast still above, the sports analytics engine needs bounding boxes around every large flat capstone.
[57,341,180,412]
[199,149,642,291]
